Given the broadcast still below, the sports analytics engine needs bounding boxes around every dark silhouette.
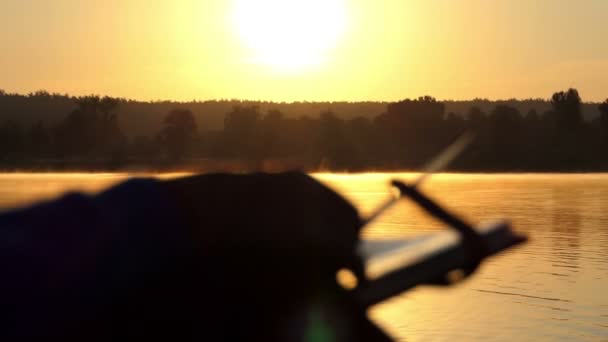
[315,110,354,169]
[487,105,524,169]
[0,172,391,341]
[159,108,198,161]
[0,90,603,135]
[0,88,607,171]
[28,121,52,159]
[600,99,608,120]
[375,96,447,167]
[599,99,608,145]
[0,120,25,164]
[221,105,261,159]
[552,88,583,132]
[258,109,287,160]
[51,96,126,167]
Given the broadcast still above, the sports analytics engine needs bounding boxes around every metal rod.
[360,132,475,228]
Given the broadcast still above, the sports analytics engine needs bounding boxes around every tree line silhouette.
[0,88,607,171]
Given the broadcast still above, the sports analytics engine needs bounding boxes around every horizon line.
[1,88,605,105]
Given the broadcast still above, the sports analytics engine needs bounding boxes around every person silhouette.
[1,172,391,341]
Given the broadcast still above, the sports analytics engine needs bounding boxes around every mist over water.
[1,173,606,341]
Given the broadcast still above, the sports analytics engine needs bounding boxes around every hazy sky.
[1,0,607,102]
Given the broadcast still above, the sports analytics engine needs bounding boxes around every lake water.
[0,173,607,341]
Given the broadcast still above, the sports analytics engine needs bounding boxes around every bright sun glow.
[232,0,347,73]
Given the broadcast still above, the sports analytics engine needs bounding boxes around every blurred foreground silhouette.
[0,172,392,341]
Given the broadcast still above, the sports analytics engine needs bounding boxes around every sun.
[232,0,347,73]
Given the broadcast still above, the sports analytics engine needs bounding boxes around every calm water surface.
[0,173,607,341]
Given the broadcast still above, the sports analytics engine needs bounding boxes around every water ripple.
[474,289,572,303]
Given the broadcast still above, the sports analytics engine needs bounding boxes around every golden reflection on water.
[0,173,606,341]
[0,173,191,210]
[317,173,608,341]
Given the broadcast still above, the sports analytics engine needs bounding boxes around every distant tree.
[446,112,465,124]
[29,90,51,97]
[99,97,119,118]
[444,112,466,141]
[316,110,354,169]
[54,96,125,160]
[345,116,376,168]
[131,135,161,161]
[0,120,25,164]
[280,115,317,163]
[551,88,582,132]
[160,109,198,161]
[224,105,261,136]
[490,105,522,123]
[598,99,608,143]
[487,105,524,168]
[523,109,542,138]
[74,96,101,115]
[545,89,588,168]
[259,109,285,158]
[2,88,608,171]
[376,96,446,167]
[222,105,261,158]
[264,109,284,123]
[525,109,539,121]
[599,99,608,127]
[28,121,51,158]
[54,97,100,157]
[97,97,126,163]
[384,96,445,125]
[464,107,488,159]
[467,106,486,121]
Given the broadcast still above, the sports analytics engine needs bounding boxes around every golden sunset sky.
[1,0,607,102]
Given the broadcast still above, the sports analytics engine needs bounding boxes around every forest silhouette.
[0,88,607,172]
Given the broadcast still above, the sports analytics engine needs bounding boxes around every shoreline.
[0,165,606,175]
[0,157,606,174]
